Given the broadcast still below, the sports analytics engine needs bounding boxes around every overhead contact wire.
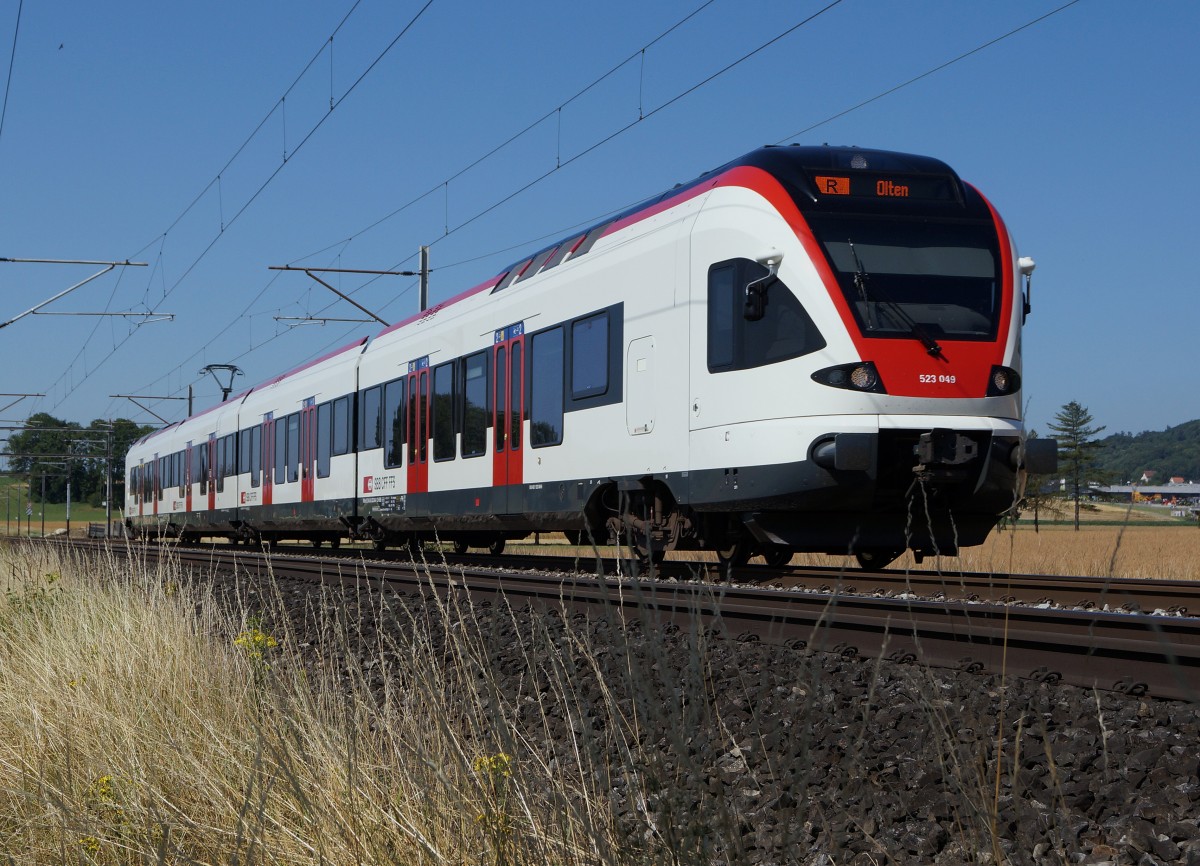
[0,0,21,147]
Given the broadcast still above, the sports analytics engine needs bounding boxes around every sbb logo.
[362,476,373,493]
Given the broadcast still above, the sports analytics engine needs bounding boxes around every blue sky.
[1,0,1196,439]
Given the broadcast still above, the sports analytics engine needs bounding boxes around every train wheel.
[488,539,506,556]
[715,538,752,580]
[311,539,323,549]
[452,540,470,555]
[407,537,424,559]
[634,547,666,576]
[761,546,793,568]
[855,548,903,570]
[372,538,388,552]
[329,538,341,550]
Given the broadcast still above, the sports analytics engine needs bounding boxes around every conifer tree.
[1047,401,1106,530]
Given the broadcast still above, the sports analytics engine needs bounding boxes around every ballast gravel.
[224,571,1200,866]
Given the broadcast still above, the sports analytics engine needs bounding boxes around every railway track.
[48,537,1200,702]
[449,551,1200,616]
[38,535,1200,615]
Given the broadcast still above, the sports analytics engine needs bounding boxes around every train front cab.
[682,147,1056,566]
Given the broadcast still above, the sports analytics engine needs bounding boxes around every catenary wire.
[776,0,1083,143]
[109,1,728,415]
[44,0,435,415]
[91,1,1076,424]
[0,0,22,148]
[115,0,1064,422]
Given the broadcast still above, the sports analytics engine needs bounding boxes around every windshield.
[806,216,1002,342]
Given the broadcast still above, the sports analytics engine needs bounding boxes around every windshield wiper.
[848,239,943,357]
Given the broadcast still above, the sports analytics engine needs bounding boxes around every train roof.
[130,338,368,448]
[364,145,979,353]
[477,145,973,303]
[130,145,976,448]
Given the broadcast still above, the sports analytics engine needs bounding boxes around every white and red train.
[125,145,1055,568]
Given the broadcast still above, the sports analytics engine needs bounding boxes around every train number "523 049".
[919,373,956,384]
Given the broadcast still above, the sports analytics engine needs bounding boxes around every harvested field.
[810,523,1200,581]
[509,521,1200,582]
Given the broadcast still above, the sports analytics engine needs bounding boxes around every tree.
[3,413,85,503]
[78,418,154,504]
[1047,401,1106,531]
[3,414,153,504]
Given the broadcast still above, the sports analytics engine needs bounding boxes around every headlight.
[812,362,886,393]
[986,366,1021,396]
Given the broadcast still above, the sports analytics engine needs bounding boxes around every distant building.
[1169,476,1186,485]
[1139,470,1157,483]
[1097,483,1200,503]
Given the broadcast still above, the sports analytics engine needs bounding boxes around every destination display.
[811,172,957,202]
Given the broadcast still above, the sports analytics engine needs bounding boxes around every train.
[125,144,1057,569]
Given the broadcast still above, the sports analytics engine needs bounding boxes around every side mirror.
[744,280,768,321]
[1018,256,1036,322]
[743,257,781,322]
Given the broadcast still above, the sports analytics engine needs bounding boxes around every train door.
[300,399,316,503]
[152,454,160,516]
[406,361,429,497]
[492,322,525,511]
[137,459,144,518]
[184,443,193,512]
[262,415,274,506]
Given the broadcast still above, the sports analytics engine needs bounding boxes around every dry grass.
[2,534,1189,863]
[0,542,628,865]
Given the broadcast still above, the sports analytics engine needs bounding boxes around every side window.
[275,417,287,484]
[707,264,736,370]
[238,429,251,475]
[225,434,236,479]
[359,385,382,451]
[216,435,230,492]
[332,396,350,457]
[432,361,455,461]
[461,351,488,458]
[199,443,209,495]
[287,413,300,483]
[494,345,507,453]
[249,425,261,489]
[384,378,405,468]
[571,313,608,399]
[317,402,332,479]
[531,326,564,447]
[509,342,522,450]
[707,259,825,372]
[742,264,826,368]
[418,373,429,462]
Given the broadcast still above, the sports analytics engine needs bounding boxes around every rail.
[62,540,1200,702]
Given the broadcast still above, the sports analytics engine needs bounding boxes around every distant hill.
[1089,419,1200,484]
